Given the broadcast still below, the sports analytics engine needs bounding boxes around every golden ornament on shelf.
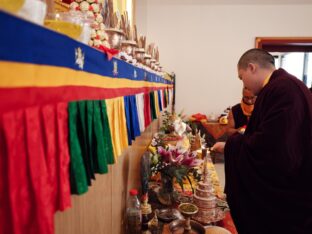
[44,16,82,39]
[0,0,25,13]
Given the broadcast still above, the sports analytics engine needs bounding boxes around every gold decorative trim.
[54,0,70,12]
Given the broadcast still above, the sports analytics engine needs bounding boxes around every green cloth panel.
[78,101,95,185]
[101,100,114,164]
[92,100,108,173]
[150,92,157,120]
[86,101,95,173]
[68,102,88,195]
[68,100,112,195]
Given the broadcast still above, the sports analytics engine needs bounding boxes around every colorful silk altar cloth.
[0,10,173,234]
[0,10,173,114]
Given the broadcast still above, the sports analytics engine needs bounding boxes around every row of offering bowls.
[104,28,162,71]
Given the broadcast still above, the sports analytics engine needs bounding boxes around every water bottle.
[126,189,142,234]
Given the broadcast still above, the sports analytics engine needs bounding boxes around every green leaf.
[172,166,188,191]
[186,175,194,194]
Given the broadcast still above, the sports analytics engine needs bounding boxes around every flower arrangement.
[160,110,191,135]
[148,110,206,202]
[149,140,202,193]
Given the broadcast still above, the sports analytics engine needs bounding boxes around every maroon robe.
[224,68,312,234]
[231,103,248,129]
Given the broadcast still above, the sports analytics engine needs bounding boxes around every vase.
[157,172,174,205]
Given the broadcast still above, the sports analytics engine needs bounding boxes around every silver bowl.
[155,208,183,223]
[134,48,145,63]
[143,54,152,66]
[104,28,125,49]
[120,40,137,56]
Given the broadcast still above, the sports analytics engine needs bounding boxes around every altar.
[142,113,237,234]
[146,154,237,234]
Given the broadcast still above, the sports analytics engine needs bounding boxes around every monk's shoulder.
[266,75,304,99]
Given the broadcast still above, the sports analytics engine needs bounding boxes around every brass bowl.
[178,203,199,232]
[104,28,125,49]
[178,203,199,217]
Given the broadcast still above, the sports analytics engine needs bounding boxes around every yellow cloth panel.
[105,97,129,161]
[154,91,160,117]
[0,61,171,89]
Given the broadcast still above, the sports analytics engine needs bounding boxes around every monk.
[227,87,256,136]
[213,49,312,234]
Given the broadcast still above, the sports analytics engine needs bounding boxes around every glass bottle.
[126,189,142,234]
[141,193,153,233]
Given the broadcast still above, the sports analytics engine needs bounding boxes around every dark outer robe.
[231,103,248,129]
[224,68,312,234]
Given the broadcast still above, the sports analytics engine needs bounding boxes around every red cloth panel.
[144,92,152,127]
[0,103,71,234]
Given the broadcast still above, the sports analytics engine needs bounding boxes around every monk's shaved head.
[238,48,275,69]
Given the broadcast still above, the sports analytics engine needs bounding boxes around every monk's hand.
[211,142,226,154]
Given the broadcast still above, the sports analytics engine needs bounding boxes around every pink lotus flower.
[157,146,202,167]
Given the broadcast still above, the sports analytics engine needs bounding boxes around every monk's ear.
[247,63,257,73]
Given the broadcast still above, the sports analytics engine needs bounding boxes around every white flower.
[91,21,99,30]
[95,13,103,23]
[80,1,90,12]
[86,10,94,18]
[70,2,79,10]
[173,118,186,136]
[91,3,100,13]
[100,23,105,30]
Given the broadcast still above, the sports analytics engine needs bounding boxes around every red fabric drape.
[0,103,71,234]
[96,45,120,60]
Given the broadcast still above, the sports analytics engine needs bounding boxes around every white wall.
[136,1,312,115]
